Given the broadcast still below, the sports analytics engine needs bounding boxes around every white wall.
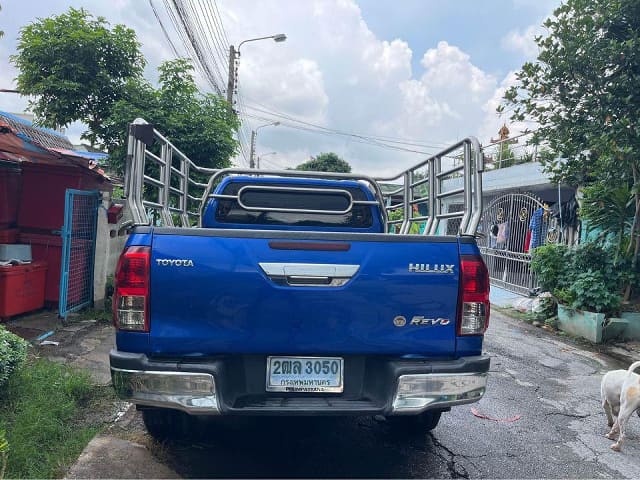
[93,191,128,308]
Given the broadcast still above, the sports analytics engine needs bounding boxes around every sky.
[0,0,560,176]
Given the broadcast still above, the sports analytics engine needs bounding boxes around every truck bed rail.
[124,118,483,235]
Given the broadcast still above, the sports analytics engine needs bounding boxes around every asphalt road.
[147,311,640,478]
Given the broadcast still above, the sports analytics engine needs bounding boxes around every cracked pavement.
[121,310,640,478]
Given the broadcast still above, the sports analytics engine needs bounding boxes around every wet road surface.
[133,311,640,478]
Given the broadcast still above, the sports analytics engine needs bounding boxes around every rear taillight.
[458,254,490,336]
[114,246,150,332]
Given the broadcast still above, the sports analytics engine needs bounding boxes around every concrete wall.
[93,192,128,308]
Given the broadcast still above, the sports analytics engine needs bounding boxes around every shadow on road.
[161,416,445,478]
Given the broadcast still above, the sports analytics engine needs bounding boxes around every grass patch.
[492,305,537,322]
[77,308,112,323]
[0,358,106,478]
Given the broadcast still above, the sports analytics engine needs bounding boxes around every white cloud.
[0,0,535,176]
[501,24,544,59]
[479,70,538,147]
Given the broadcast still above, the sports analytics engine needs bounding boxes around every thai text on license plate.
[266,356,344,393]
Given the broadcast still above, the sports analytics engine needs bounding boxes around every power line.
[212,1,230,45]
[163,0,223,93]
[179,0,225,90]
[242,96,452,149]
[260,156,288,170]
[196,0,229,69]
[149,0,181,57]
[184,0,227,85]
[161,0,214,87]
[242,112,433,155]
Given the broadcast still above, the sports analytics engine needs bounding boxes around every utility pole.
[226,35,286,116]
[226,45,236,114]
[249,130,256,169]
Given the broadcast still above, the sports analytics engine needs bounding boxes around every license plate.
[266,356,344,393]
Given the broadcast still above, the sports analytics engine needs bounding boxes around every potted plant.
[531,243,626,343]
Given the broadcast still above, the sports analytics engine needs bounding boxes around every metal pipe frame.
[198,168,388,227]
[125,119,483,236]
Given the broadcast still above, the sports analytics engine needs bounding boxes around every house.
[0,111,125,320]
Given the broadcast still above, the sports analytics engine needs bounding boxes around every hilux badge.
[408,263,454,274]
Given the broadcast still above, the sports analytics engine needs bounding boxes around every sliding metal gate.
[59,189,100,319]
[477,192,556,296]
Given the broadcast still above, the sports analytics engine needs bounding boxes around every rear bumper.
[110,350,489,416]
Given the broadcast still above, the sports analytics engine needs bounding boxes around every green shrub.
[530,244,569,292]
[531,242,625,315]
[568,271,621,313]
[0,327,28,387]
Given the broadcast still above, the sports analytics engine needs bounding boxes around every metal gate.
[59,189,100,318]
[477,192,559,296]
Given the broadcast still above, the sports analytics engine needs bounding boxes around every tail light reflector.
[114,246,150,332]
[458,255,490,336]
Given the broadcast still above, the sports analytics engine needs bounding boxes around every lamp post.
[250,122,279,169]
[256,151,276,170]
[226,34,287,112]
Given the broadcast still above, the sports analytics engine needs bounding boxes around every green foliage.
[387,208,422,234]
[0,359,98,478]
[0,327,28,387]
[554,288,575,307]
[296,152,351,173]
[0,429,7,480]
[569,271,621,313]
[495,143,516,169]
[530,244,569,292]
[580,183,635,259]
[531,243,628,314]
[100,59,239,176]
[502,0,640,298]
[544,315,559,329]
[503,0,640,187]
[12,8,144,145]
[0,4,4,39]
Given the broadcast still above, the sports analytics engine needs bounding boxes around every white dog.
[602,361,640,451]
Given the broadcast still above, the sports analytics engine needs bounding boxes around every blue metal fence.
[59,189,100,319]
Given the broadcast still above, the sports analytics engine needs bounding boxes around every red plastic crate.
[0,261,47,320]
[0,228,19,244]
[0,162,21,228]
[18,232,62,304]
[18,232,90,305]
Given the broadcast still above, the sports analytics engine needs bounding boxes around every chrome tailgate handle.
[259,263,360,287]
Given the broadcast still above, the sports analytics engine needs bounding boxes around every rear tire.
[387,410,442,434]
[141,408,194,441]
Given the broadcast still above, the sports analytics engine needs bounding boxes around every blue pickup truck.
[111,120,490,438]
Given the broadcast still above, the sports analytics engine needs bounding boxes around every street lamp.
[226,34,287,111]
[239,34,287,51]
[250,121,280,169]
[256,151,277,170]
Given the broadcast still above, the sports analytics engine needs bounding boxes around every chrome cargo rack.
[376,137,484,235]
[124,118,483,235]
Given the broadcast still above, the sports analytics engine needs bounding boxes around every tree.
[0,4,4,39]
[502,0,640,297]
[11,8,144,145]
[100,59,239,175]
[296,152,351,173]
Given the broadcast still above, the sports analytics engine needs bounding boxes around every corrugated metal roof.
[0,111,73,150]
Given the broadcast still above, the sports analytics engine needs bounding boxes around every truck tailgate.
[149,231,461,356]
